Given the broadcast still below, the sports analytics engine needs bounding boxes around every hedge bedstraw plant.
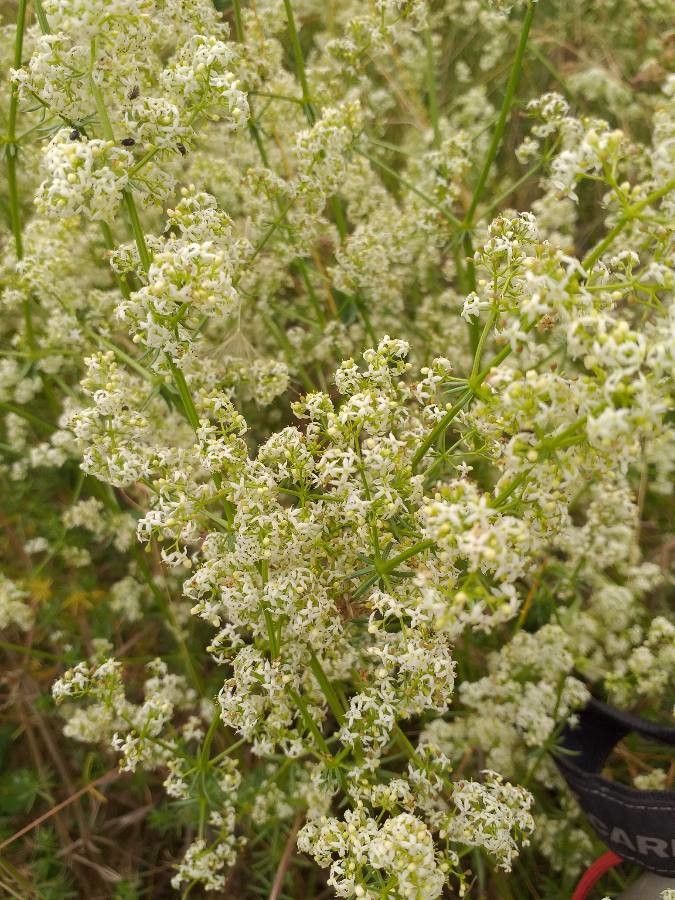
[1,0,673,896]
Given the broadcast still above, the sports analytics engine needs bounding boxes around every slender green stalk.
[92,68,199,430]
[135,550,205,694]
[99,221,135,302]
[491,469,531,509]
[168,359,201,431]
[411,389,473,472]
[412,305,543,472]
[127,147,160,178]
[248,198,296,262]
[464,2,536,227]
[82,326,159,385]
[424,27,440,147]
[286,687,331,756]
[199,713,222,766]
[380,539,435,574]
[89,57,152,300]
[6,141,23,261]
[230,0,329,387]
[308,653,345,724]
[469,306,499,382]
[122,187,199,430]
[392,723,423,768]
[0,641,63,662]
[212,738,246,765]
[33,0,51,33]
[484,153,549,217]
[89,62,115,140]
[122,189,152,273]
[249,89,304,106]
[6,0,27,261]
[357,147,461,227]
[475,339,514,382]
[582,176,675,271]
[258,559,281,659]
[281,0,353,330]
[461,1,536,351]
[282,0,315,125]
[489,417,587,511]
[6,0,37,348]
[260,600,280,658]
[0,401,55,433]
[261,314,315,392]
[232,0,245,42]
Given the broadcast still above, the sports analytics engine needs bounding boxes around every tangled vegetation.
[1,0,673,897]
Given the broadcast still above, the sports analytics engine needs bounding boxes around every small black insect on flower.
[127,85,140,100]
[121,137,136,147]
[69,128,80,141]
[177,144,187,156]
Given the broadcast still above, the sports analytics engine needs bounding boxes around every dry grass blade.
[0,770,120,853]
[268,814,303,900]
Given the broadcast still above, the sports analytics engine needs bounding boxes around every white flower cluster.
[442,771,535,872]
[0,574,33,631]
[299,807,447,899]
[36,131,133,223]
[161,35,249,130]
[115,190,250,365]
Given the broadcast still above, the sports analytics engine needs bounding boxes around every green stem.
[491,417,588,509]
[199,713,221,767]
[412,326,525,473]
[476,339,514,382]
[260,601,279,658]
[357,147,461,227]
[82,327,159,385]
[168,359,200,431]
[469,306,498,382]
[411,389,473,473]
[0,640,63,662]
[308,653,345,724]
[89,60,115,141]
[249,198,296,262]
[282,0,315,125]
[122,189,152,273]
[281,0,356,332]
[127,147,159,178]
[461,1,535,351]
[33,0,51,33]
[90,66,149,273]
[491,469,531,509]
[135,550,205,695]
[91,56,203,433]
[392,723,423,768]
[286,687,331,756]
[463,232,480,353]
[381,539,435,574]
[232,0,245,42]
[424,27,440,147]
[261,314,315,392]
[6,0,27,261]
[464,2,536,226]
[211,737,246,765]
[230,1,328,384]
[0,401,55,433]
[6,143,23,261]
[99,221,134,301]
[258,559,281,659]
[582,177,675,271]
[6,0,36,349]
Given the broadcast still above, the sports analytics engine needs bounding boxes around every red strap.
[572,851,623,900]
